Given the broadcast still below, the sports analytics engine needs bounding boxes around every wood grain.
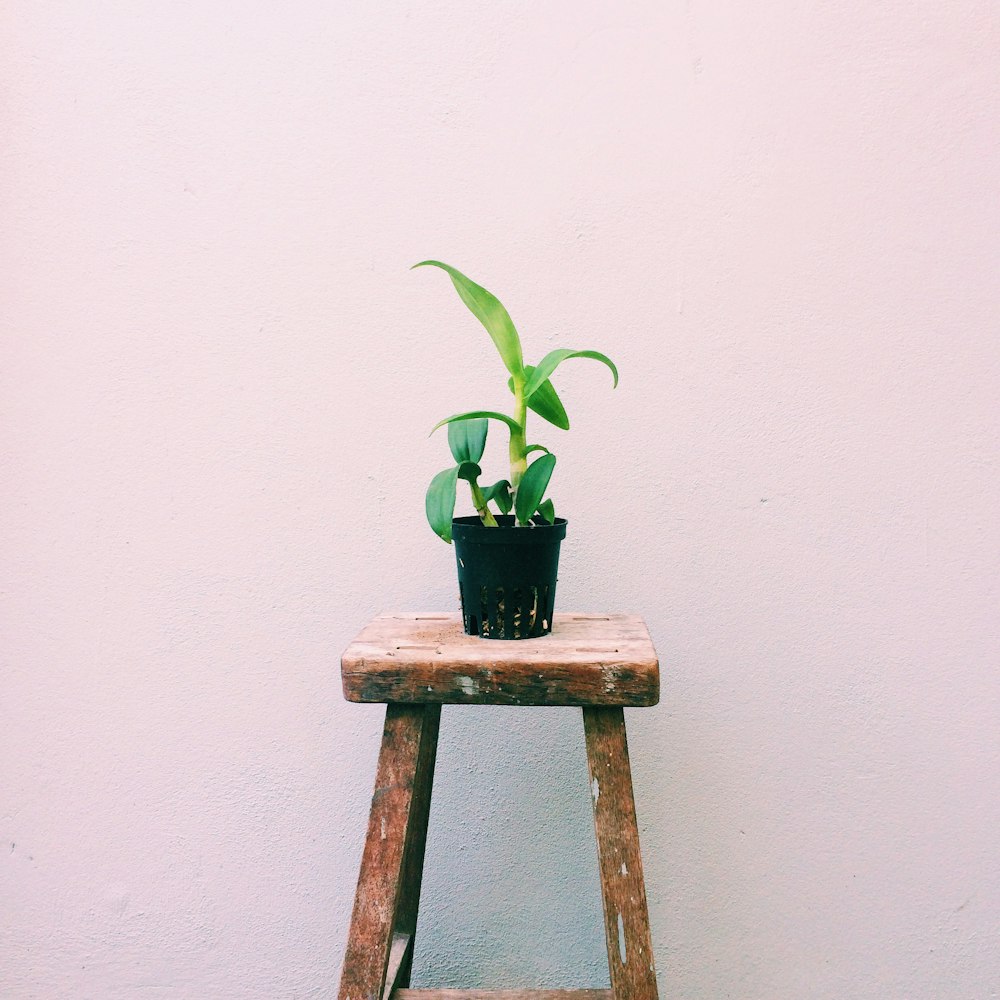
[584,707,659,1000]
[342,613,659,707]
[337,704,441,1000]
[394,992,613,1000]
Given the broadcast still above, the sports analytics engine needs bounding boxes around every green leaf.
[426,467,459,543]
[483,479,513,515]
[524,349,619,400]
[412,261,524,377]
[431,410,521,436]
[524,443,550,457]
[456,461,482,483]
[515,453,556,524]
[526,380,570,429]
[537,498,555,524]
[448,418,488,464]
[508,366,570,430]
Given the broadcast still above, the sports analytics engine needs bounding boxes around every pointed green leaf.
[524,349,619,400]
[426,466,460,543]
[508,366,570,430]
[483,479,513,515]
[448,418,488,464]
[526,379,570,430]
[431,410,521,436]
[412,261,524,377]
[524,443,550,457]
[537,498,555,524]
[515,453,556,524]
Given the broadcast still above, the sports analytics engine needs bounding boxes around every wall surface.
[3,2,998,998]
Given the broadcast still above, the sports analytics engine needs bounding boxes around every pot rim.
[451,514,567,544]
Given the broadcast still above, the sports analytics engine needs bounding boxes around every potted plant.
[415,261,618,640]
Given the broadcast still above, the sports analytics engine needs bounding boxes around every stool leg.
[583,706,658,1000]
[338,703,441,1000]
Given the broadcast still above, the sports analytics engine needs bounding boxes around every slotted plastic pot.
[452,515,567,639]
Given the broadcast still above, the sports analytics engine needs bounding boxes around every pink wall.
[3,2,998,997]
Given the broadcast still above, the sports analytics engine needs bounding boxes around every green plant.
[415,261,618,543]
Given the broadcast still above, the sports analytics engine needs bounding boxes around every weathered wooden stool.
[338,612,660,1000]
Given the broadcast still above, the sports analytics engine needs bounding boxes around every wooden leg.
[338,703,441,1000]
[583,707,658,1000]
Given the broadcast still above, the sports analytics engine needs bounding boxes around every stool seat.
[341,612,659,707]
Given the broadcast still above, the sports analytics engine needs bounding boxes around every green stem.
[509,378,528,524]
[469,481,498,527]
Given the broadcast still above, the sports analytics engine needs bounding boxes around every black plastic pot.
[452,515,567,640]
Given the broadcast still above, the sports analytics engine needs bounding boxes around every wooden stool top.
[341,612,659,707]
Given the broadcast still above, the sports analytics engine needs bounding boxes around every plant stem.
[509,378,528,524]
[469,481,498,527]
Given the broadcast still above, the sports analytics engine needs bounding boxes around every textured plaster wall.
[3,2,998,998]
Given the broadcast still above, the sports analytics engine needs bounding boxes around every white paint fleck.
[380,816,386,841]
[591,777,600,802]
[621,861,628,876]
[457,675,479,696]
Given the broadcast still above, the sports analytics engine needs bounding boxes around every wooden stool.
[339,612,660,1000]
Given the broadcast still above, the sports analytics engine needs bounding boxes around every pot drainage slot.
[458,579,556,639]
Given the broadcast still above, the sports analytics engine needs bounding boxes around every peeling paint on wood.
[341,613,659,707]
[584,706,658,999]
[456,675,480,696]
[337,705,440,1000]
